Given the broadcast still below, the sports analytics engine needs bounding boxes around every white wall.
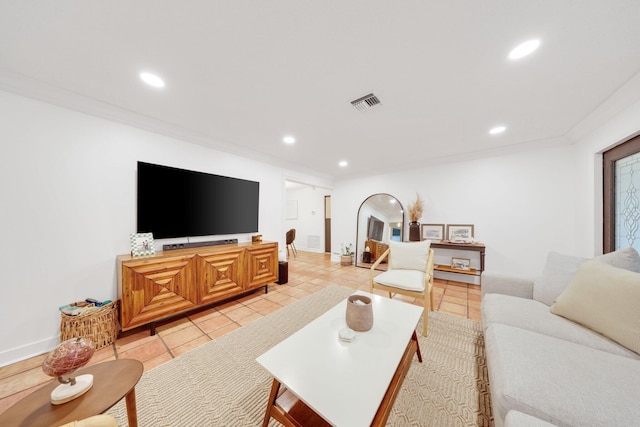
[332,145,579,278]
[285,185,331,254]
[0,90,331,366]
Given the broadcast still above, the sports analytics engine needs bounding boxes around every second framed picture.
[421,224,445,241]
[446,224,474,242]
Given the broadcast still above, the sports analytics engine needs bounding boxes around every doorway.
[325,196,331,253]
[285,180,332,254]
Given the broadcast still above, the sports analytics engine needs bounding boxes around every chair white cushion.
[373,269,425,292]
[388,240,431,271]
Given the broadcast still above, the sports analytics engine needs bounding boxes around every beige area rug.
[108,286,493,426]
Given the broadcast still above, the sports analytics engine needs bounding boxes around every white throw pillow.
[597,246,640,273]
[533,252,587,306]
[533,247,640,306]
[389,240,431,271]
[551,260,640,355]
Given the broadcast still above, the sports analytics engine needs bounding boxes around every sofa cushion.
[533,252,587,306]
[482,293,640,359]
[533,247,640,306]
[551,260,640,355]
[388,240,430,271]
[597,246,640,272]
[485,323,640,427]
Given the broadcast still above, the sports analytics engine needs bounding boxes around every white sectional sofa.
[481,247,640,427]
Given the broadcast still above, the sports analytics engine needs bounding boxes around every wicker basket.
[60,301,119,350]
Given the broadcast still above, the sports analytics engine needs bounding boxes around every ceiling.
[2,1,640,180]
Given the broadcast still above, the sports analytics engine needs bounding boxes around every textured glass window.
[615,152,640,251]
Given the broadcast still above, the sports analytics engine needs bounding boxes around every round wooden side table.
[0,358,143,427]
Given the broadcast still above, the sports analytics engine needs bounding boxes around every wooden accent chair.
[286,228,297,257]
[370,241,434,336]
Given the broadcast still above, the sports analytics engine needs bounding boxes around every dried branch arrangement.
[407,193,424,223]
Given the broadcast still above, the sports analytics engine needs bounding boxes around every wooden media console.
[117,241,278,332]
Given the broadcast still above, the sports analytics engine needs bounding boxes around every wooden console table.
[430,241,486,282]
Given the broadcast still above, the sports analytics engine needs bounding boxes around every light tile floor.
[0,250,481,414]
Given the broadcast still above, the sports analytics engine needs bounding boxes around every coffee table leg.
[125,387,138,427]
[412,331,423,363]
[262,378,281,427]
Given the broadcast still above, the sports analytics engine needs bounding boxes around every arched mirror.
[355,193,405,270]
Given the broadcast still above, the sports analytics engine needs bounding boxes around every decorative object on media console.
[407,193,424,241]
[42,337,95,405]
[252,234,262,242]
[130,232,155,256]
[345,295,373,331]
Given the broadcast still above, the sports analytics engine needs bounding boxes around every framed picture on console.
[421,224,445,241]
[446,224,474,242]
[130,233,155,257]
[451,257,471,271]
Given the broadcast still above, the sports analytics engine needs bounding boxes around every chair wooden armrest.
[369,248,390,291]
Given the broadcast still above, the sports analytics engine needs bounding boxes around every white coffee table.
[257,290,423,427]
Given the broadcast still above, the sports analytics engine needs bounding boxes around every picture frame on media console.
[130,232,155,257]
[421,224,445,241]
[446,224,474,242]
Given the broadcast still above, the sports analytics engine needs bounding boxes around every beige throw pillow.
[551,260,640,355]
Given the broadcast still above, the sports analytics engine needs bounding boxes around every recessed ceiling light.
[489,126,507,135]
[283,136,296,144]
[508,39,540,60]
[139,72,165,88]
[339,160,348,167]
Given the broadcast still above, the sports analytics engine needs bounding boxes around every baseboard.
[0,335,59,367]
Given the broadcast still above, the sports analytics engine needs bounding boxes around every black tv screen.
[137,161,259,239]
[367,216,384,241]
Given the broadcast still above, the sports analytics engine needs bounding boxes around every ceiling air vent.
[351,93,381,111]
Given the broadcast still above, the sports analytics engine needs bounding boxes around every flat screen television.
[367,216,384,242]
[137,161,259,239]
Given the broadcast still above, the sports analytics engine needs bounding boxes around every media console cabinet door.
[245,243,278,289]
[197,248,244,305]
[120,254,198,331]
